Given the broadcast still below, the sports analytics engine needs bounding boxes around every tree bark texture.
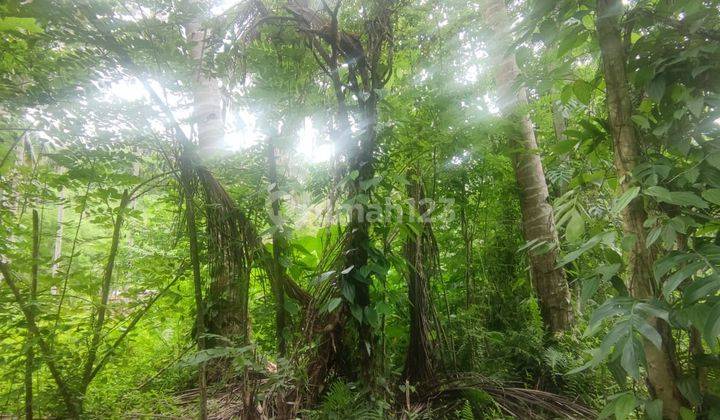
[481,0,574,333]
[185,13,224,156]
[595,0,686,417]
[267,136,287,355]
[402,178,437,385]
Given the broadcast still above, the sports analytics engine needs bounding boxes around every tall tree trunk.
[51,183,64,278]
[185,8,246,344]
[185,12,224,156]
[481,0,574,333]
[402,177,437,385]
[267,136,287,355]
[595,0,686,417]
[25,210,39,420]
[180,156,208,420]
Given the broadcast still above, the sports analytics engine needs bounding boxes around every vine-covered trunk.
[180,156,208,420]
[402,178,437,385]
[185,9,247,343]
[595,0,686,416]
[481,0,574,333]
[267,136,287,355]
[342,96,378,376]
[25,210,39,420]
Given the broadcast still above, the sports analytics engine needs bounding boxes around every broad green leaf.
[645,185,671,202]
[364,306,379,328]
[702,189,720,205]
[614,393,637,420]
[572,80,593,104]
[703,300,720,344]
[663,261,705,298]
[687,96,704,118]
[635,301,670,322]
[0,17,43,34]
[677,376,702,406]
[684,276,720,304]
[350,304,363,322]
[612,187,640,214]
[566,209,585,242]
[647,76,666,102]
[327,297,342,313]
[667,191,708,209]
[341,280,356,303]
[633,316,662,350]
[631,115,650,130]
[621,336,640,379]
[707,153,720,170]
[581,277,601,304]
[645,399,663,420]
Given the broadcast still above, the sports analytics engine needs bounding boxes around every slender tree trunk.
[0,261,80,417]
[267,136,287,355]
[402,177,437,385]
[458,182,474,308]
[185,12,223,156]
[81,191,130,394]
[481,0,574,333]
[51,185,64,278]
[595,1,686,417]
[24,210,39,420]
[180,156,208,420]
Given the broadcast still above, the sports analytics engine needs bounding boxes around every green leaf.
[645,186,671,202]
[587,297,631,334]
[646,187,708,208]
[706,153,720,170]
[327,297,342,313]
[557,232,613,267]
[0,17,43,34]
[341,280,356,303]
[667,191,708,209]
[364,307,379,328]
[581,277,601,303]
[677,376,702,406]
[633,317,662,350]
[631,115,650,130]
[702,189,720,205]
[566,209,585,242]
[635,301,670,322]
[350,304,363,322]
[621,336,641,379]
[684,276,720,304]
[614,393,637,420]
[645,399,663,420]
[703,300,720,343]
[572,79,593,104]
[663,261,704,298]
[687,96,704,118]
[612,187,640,214]
[647,76,666,102]
[680,407,697,420]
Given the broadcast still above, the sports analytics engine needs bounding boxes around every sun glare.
[297,117,333,164]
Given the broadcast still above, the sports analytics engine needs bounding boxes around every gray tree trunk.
[595,0,686,417]
[185,14,224,156]
[481,0,574,333]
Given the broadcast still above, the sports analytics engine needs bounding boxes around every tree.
[595,0,686,415]
[481,0,574,333]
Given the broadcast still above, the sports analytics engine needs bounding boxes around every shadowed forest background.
[1,0,720,418]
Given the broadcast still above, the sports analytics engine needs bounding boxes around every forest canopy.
[1,0,720,418]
